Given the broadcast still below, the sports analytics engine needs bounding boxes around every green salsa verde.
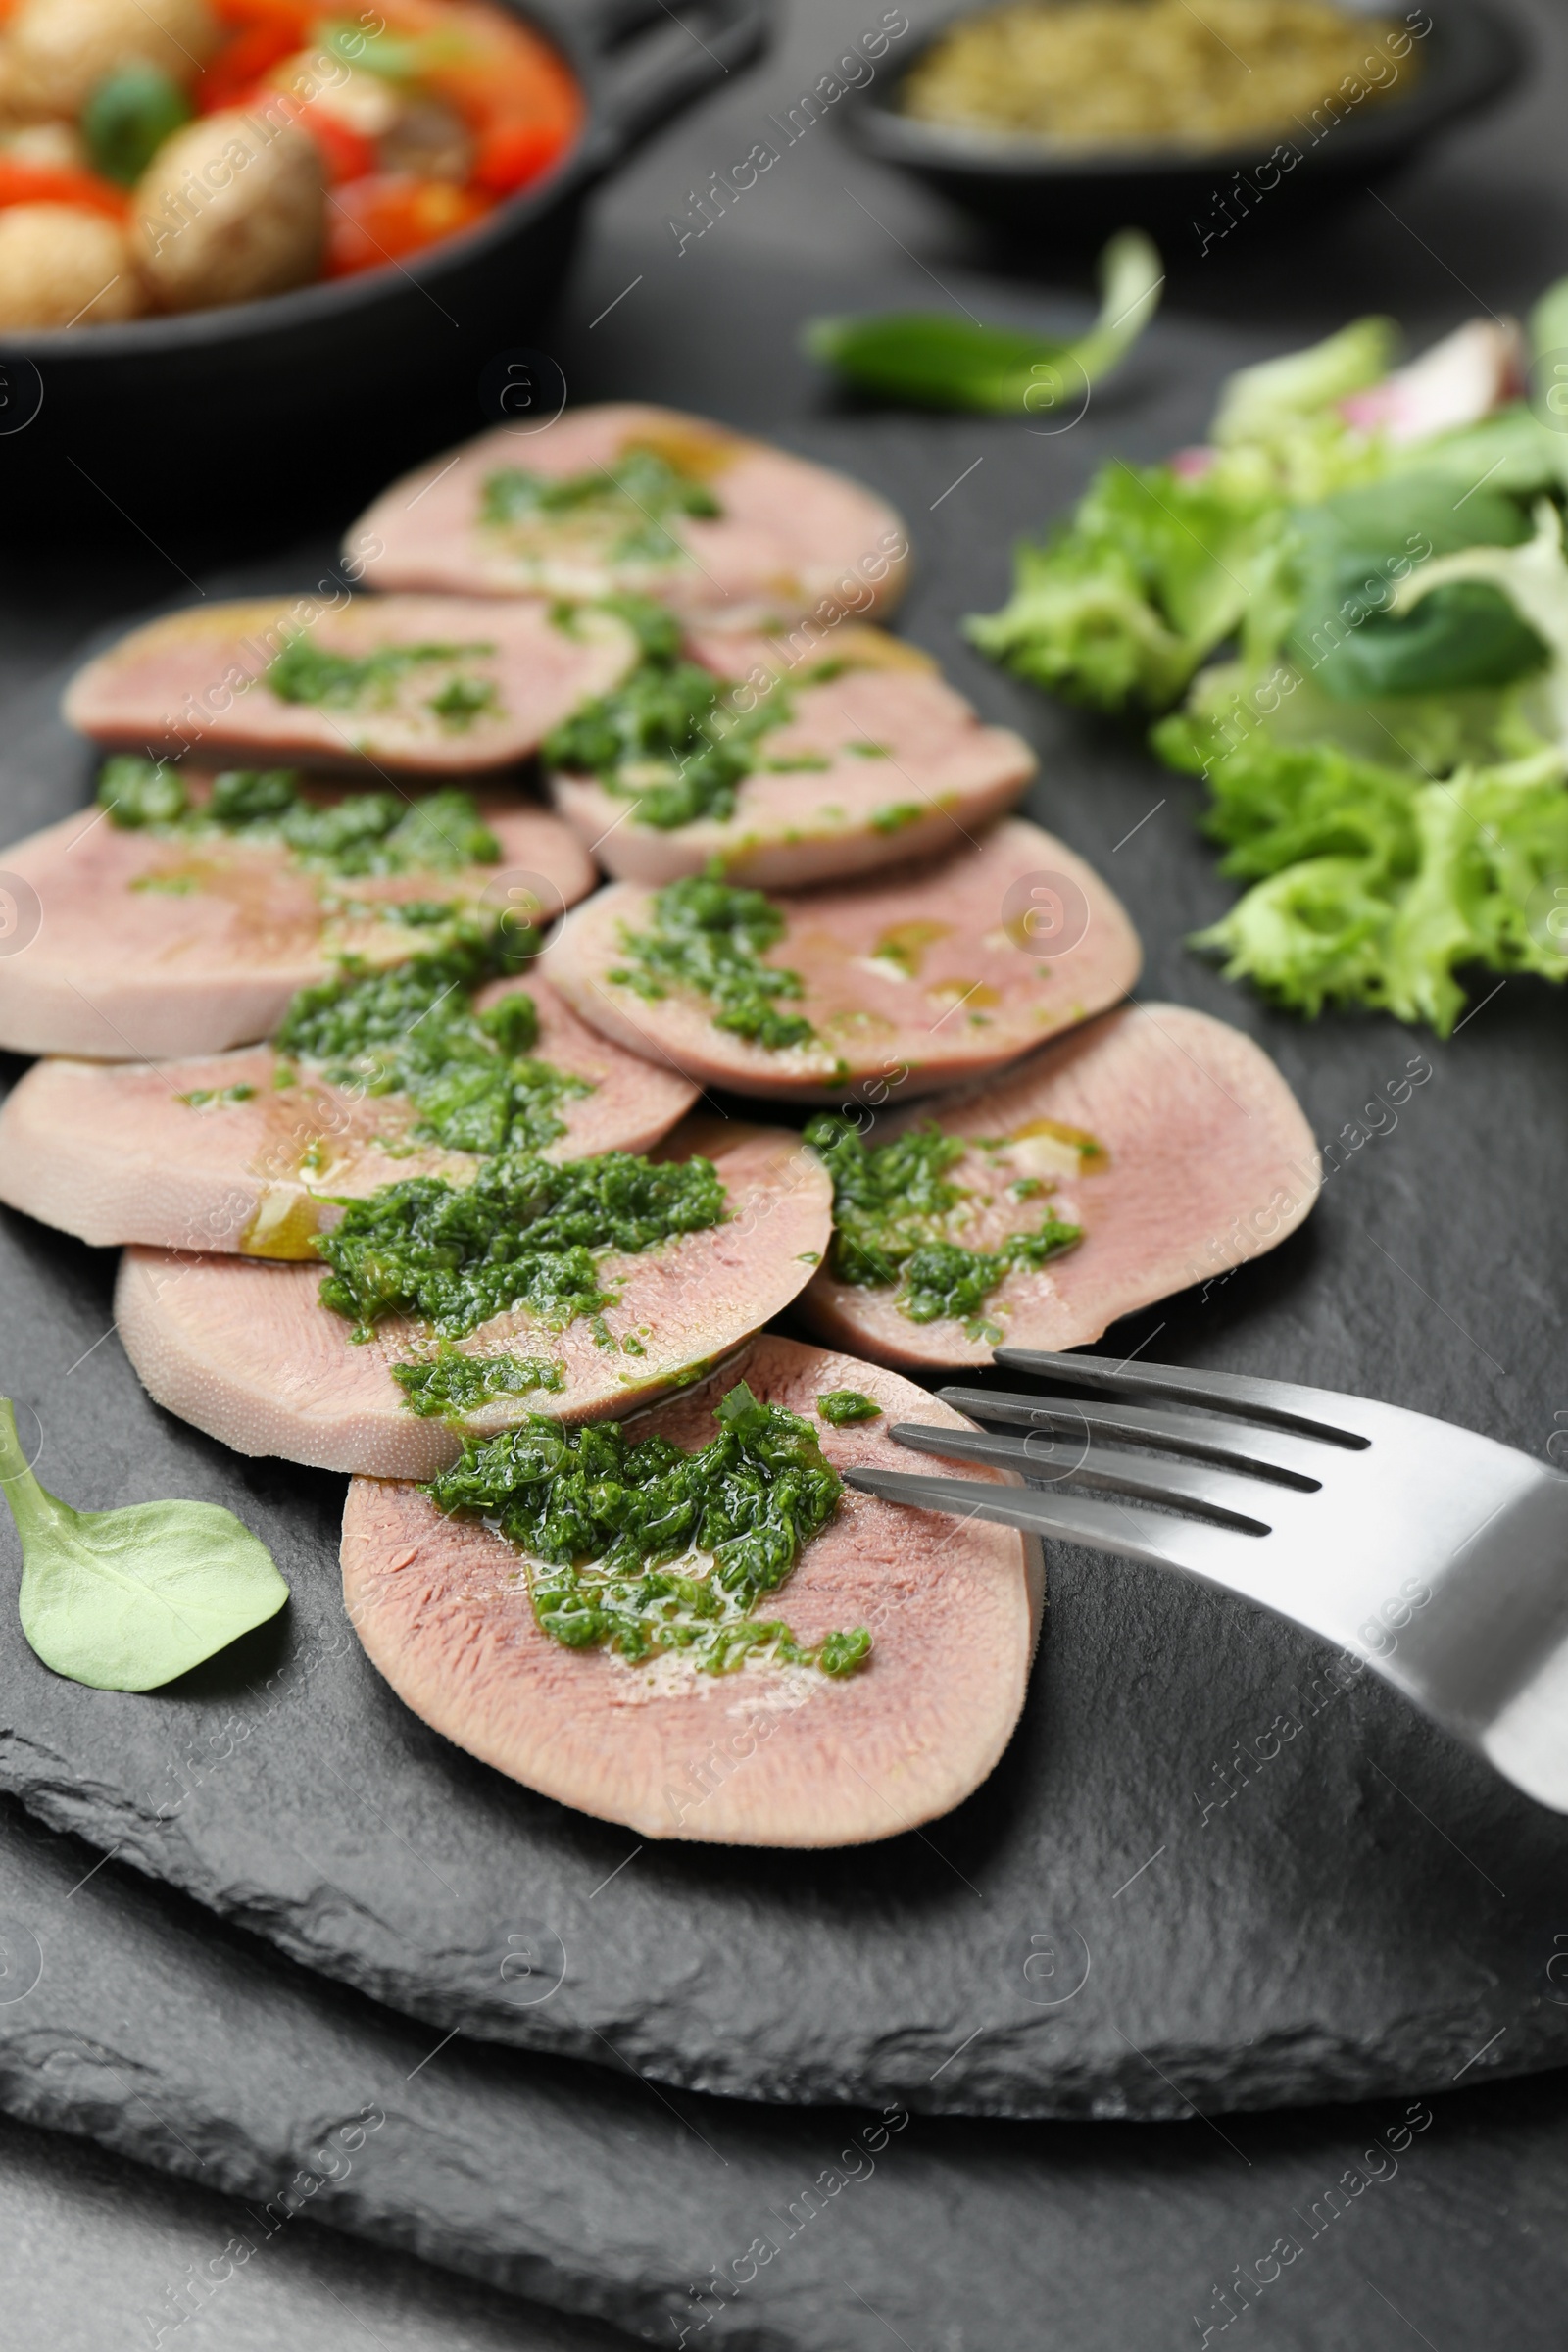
[805,1114,1083,1344]
[543,596,838,832]
[265,634,502,732]
[393,1348,566,1418]
[610,869,817,1053]
[98,759,503,880]
[317,1147,729,1345]
[816,1389,882,1425]
[273,927,591,1160]
[424,1381,871,1678]
[480,447,722,567]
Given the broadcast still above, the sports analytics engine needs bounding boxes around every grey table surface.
[5,0,1568,2339]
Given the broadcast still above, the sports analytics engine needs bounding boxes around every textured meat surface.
[0,975,698,1253]
[349,405,910,629]
[0,791,595,1058]
[340,1334,1042,1844]
[550,632,1036,889]
[114,1122,834,1475]
[63,597,638,772]
[805,1003,1320,1368]
[544,817,1142,1102]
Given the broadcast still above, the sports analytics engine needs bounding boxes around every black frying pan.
[0,0,768,533]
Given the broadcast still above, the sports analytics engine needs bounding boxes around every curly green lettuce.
[1168,732,1568,1033]
[968,282,1568,1031]
[965,459,1280,711]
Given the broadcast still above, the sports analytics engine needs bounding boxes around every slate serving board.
[0,2106,618,2352]
[0,1788,1564,2352]
[3,485,1568,2127]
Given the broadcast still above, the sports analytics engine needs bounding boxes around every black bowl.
[837,0,1525,253]
[0,0,768,535]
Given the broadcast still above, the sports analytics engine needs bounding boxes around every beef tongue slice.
[114,1122,833,1476]
[544,817,1142,1102]
[805,1002,1320,1369]
[0,974,698,1253]
[550,625,1037,891]
[0,793,595,1058]
[64,597,639,773]
[348,405,911,630]
[342,1334,1041,1845]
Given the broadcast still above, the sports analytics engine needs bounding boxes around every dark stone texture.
[0,2105,617,2352]
[0,1791,1566,2352]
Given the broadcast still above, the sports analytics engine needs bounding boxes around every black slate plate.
[3,397,1568,2125]
[0,2108,619,2352]
[0,1788,1566,2352]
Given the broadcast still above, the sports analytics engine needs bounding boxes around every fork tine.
[936,1390,1328,1486]
[991,1349,1372,1448]
[842,1465,1261,1578]
[889,1423,1277,1533]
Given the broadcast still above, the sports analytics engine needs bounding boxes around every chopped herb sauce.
[317,1148,728,1342]
[424,1380,870,1676]
[545,597,787,830]
[273,926,591,1158]
[393,1348,566,1418]
[805,1114,1082,1342]
[611,868,815,1052]
[177,1082,257,1108]
[102,757,187,826]
[480,447,723,566]
[544,602,886,832]
[265,633,501,731]
[98,758,502,880]
[816,1390,882,1425]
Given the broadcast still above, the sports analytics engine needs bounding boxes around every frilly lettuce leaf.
[968,426,1559,723]
[1171,658,1548,778]
[1178,734,1568,1033]
[969,281,1568,1032]
[965,460,1278,711]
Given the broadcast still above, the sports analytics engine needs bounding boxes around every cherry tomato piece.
[473,114,571,196]
[302,108,379,184]
[326,172,492,275]
[0,161,128,219]
[196,26,304,111]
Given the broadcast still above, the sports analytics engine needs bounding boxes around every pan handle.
[576,0,772,175]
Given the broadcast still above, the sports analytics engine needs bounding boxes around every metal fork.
[842,1348,1568,1813]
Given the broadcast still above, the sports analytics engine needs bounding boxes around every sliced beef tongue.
[543,816,1142,1103]
[114,1122,834,1477]
[0,792,594,1059]
[63,596,639,774]
[340,1333,1041,1845]
[348,404,911,630]
[805,1002,1320,1370]
[549,624,1037,891]
[0,974,698,1255]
